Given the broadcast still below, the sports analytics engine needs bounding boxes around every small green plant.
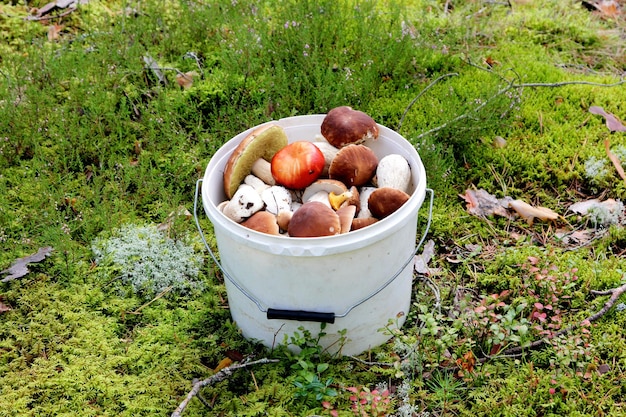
[283,325,339,406]
[91,223,204,298]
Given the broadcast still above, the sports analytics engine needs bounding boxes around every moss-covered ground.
[1,1,626,416]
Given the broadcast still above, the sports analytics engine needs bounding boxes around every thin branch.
[413,61,625,140]
[397,73,459,132]
[171,358,279,417]
[498,282,626,358]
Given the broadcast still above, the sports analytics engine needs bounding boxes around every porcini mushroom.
[375,154,411,193]
[320,106,379,148]
[302,179,349,205]
[223,124,287,199]
[336,204,357,234]
[368,187,410,219]
[328,144,378,187]
[312,140,340,176]
[221,184,265,223]
[261,185,292,215]
[241,211,280,235]
[288,201,341,237]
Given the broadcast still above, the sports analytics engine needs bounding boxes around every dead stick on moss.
[412,71,625,140]
[171,358,279,417]
[398,72,459,132]
[498,282,626,358]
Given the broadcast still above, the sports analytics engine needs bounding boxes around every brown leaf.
[213,357,233,372]
[1,247,54,282]
[605,138,626,185]
[0,299,11,314]
[176,71,197,89]
[509,200,559,225]
[47,24,64,41]
[589,106,626,132]
[596,0,621,18]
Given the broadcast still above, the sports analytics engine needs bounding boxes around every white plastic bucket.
[198,115,429,356]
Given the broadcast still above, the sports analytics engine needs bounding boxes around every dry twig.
[499,282,626,358]
[171,358,279,417]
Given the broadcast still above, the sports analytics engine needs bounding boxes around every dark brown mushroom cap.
[328,144,378,187]
[321,106,379,148]
[288,202,341,237]
[240,211,280,235]
[368,187,410,219]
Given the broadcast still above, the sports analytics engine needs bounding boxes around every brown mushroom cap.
[321,106,379,148]
[329,144,378,187]
[368,187,410,219]
[240,211,280,235]
[351,216,378,231]
[288,201,341,237]
[223,124,288,199]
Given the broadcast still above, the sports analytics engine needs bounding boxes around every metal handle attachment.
[194,179,434,323]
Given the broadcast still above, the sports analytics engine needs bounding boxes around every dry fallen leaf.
[460,189,512,218]
[509,200,559,225]
[589,106,626,132]
[213,357,233,372]
[47,24,64,41]
[176,71,198,89]
[605,138,626,186]
[2,247,54,282]
[414,239,437,275]
[0,299,11,314]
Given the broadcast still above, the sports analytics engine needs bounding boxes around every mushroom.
[356,186,377,219]
[244,174,270,195]
[302,179,349,205]
[251,158,276,186]
[276,209,293,232]
[368,187,410,219]
[312,140,340,176]
[223,124,287,199]
[288,201,341,237]
[306,190,332,208]
[328,144,378,187]
[336,204,357,234]
[351,216,378,231]
[221,184,265,223]
[261,185,292,215]
[320,106,379,148]
[375,154,411,193]
[329,190,353,211]
[240,211,280,235]
[342,186,361,215]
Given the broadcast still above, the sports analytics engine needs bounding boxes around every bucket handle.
[194,179,434,324]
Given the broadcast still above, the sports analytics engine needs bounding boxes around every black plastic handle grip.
[267,308,336,323]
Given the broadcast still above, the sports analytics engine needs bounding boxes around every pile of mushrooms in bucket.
[218,106,413,237]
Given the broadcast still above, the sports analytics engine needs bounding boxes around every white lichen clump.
[588,200,624,227]
[584,156,609,185]
[92,223,204,297]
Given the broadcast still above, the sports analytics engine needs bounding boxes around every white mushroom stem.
[222,184,265,223]
[312,141,340,176]
[251,158,275,186]
[357,186,377,218]
[244,174,270,195]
